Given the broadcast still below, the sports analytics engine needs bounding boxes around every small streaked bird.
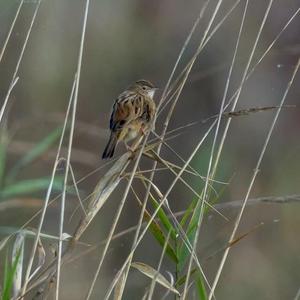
[102,79,157,159]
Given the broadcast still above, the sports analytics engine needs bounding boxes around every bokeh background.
[0,0,299,299]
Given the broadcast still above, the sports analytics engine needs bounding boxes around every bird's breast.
[123,120,141,142]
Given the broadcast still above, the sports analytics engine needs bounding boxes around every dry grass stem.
[208,55,300,300]
[181,1,249,297]
[0,0,24,64]
[21,73,77,296]
[1,0,298,299]
[56,1,90,297]
[0,0,41,125]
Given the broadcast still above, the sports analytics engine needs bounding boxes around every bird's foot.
[125,142,136,158]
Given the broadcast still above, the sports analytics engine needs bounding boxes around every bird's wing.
[141,97,156,123]
[110,91,145,131]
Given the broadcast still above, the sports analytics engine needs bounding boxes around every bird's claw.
[125,143,136,158]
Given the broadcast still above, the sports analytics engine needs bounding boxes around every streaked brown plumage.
[102,79,157,159]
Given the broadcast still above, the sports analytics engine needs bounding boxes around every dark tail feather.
[102,133,118,159]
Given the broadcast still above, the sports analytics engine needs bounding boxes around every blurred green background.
[0,0,299,299]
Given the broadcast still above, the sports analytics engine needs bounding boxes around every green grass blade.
[0,176,64,199]
[177,209,199,272]
[12,232,24,298]
[175,268,197,287]
[175,269,207,299]
[143,211,178,263]
[149,194,178,240]
[177,182,228,271]
[1,249,21,300]
[195,271,207,300]
[179,195,198,227]
[2,255,9,300]
[6,126,63,183]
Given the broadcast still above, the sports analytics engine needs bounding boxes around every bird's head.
[132,79,158,98]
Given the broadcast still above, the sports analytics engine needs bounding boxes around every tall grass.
[0,0,299,299]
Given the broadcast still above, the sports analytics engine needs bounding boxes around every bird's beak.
[148,88,157,98]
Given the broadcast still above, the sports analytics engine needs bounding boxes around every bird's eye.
[142,86,147,90]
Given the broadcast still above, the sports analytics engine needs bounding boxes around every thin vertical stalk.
[0,0,40,124]
[208,56,300,300]
[21,74,77,296]
[147,230,172,300]
[55,0,90,299]
[181,1,249,298]
[0,0,24,64]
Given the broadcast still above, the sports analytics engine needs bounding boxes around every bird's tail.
[102,133,118,159]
